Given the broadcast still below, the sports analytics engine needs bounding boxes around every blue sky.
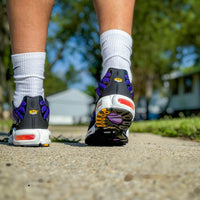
[47,26,97,91]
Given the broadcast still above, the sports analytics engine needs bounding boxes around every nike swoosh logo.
[13,66,20,70]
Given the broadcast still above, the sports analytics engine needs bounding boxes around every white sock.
[100,29,133,82]
[12,52,45,107]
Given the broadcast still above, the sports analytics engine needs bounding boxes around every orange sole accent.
[15,135,35,141]
[42,144,50,147]
[118,99,134,110]
[96,108,110,127]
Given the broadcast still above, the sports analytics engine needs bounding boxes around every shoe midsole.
[10,128,51,146]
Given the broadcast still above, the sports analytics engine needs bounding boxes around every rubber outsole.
[85,107,133,146]
[96,108,133,130]
[85,128,128,146]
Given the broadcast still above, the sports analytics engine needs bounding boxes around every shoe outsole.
[85,128,128,146]
[96,108,133,130]
[85,107,133,146]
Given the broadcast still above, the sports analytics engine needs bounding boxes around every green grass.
[0,119,12,132]
[0,135,81,144]
[130,117,200,141]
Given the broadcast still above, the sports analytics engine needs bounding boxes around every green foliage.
[0,119,12,132]
[180,65,200,74]
[48,0,200,100]
[84,85,96,99]
[132,0,200,100]
[130,117,200,141]
[44,71,67,96]
[65,65,81,86]
[47,0,101,97]
[0,0,13,113]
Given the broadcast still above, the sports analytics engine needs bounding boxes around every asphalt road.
[1,126,200,200]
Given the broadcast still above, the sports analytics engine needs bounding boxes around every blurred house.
[135,92,168,121]
[136,68,200,120]
[47,89,94,125]
[163,68,200,115]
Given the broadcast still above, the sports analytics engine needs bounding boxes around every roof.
[162,67,200,81]
[47,88,93,104]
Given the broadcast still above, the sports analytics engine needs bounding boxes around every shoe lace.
[40,100,49,120]
[125,74,134,98]
[90,109,96,122]
[96,72,111,96]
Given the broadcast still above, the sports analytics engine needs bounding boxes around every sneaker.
[8,96,51,146]
[85,68,135,146]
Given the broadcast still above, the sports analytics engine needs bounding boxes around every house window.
[184,76,193,93]
[172,79,179,95]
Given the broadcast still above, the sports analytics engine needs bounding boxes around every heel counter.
[17,96,48,129]
[102,68,132,99]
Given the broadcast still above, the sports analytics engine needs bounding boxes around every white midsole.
[96,94,135,120]
[9,128,51,146]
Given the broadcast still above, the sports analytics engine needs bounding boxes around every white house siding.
[47,89,94,125]
[168,73,200,111]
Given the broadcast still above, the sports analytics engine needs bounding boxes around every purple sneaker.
[8,96,51,146]
[85,68,135,146]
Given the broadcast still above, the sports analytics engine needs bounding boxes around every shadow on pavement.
[65,142,87,147]
[0,132,9,146]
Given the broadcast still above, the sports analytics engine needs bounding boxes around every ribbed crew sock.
[12,52,45,107]
[100,29,133,81]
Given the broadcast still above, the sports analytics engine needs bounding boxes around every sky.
[50,47,96,90]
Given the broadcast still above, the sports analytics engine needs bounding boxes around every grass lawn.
[0,119,12,132]
[130,117,200,141]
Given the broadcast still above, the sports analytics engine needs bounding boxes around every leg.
[7,0,53,54]
[93,0,135,35]
[7,0,54,146]
[85,0,136,146]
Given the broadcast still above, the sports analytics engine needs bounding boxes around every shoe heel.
[10,129,51,146]
[95,95,135,130]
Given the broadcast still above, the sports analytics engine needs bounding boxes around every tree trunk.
[145,74,153,120]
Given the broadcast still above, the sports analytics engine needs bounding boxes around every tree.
[0,0,13,117]
[47,0,101,98]
[132,0,200,118]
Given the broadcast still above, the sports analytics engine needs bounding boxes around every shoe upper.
[12,96,49,130]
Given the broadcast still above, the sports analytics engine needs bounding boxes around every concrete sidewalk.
[0,127,200,200]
